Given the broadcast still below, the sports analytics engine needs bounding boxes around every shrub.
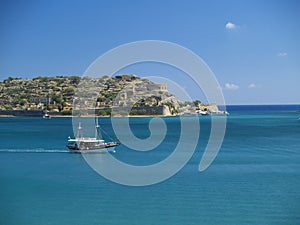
[62,110,72,115]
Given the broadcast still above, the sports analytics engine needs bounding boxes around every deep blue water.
[1,105,300,225]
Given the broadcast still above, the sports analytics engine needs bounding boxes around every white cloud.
[277,52,287,57]
[225,22,236,29]
[225,83,239,90]
[248,83,256,88]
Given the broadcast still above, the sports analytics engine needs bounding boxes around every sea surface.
[1,105,300,225]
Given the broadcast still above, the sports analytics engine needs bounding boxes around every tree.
[12,97,21,105]
[52,95,62,104]
[130,109,138,115]
[150,109,157,115]
[137,109,146,115]
[98,109,107,116]
[62,110,72,115]
[69,76,80,85]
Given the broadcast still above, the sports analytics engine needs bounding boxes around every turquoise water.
[1,105,300,224]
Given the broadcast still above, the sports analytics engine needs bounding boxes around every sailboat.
[67,119,120,152]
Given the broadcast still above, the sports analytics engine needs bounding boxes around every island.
[0,75,220,117]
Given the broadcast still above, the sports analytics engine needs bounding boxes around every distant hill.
[0,75,194,116]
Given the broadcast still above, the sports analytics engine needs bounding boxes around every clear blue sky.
[0,0,299,104]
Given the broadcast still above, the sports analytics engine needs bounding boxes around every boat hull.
[68,147,116,154]
[67,142,120,151]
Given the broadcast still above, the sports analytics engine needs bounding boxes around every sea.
[0,105,300,225]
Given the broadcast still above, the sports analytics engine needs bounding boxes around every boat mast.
[95,117,100,139]
[77,122,82,139]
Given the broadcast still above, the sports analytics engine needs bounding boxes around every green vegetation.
[98,108,111,116]
[0,76,79,111]
[61,110,72,115]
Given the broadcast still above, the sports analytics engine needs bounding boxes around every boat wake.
[0,149,70,153]
[0,149,117,154]
[69,148,117,154]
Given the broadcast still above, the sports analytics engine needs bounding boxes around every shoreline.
[0,114,177,118]
[1,104,299,118]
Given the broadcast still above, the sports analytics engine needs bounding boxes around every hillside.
[0,75,189,115]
